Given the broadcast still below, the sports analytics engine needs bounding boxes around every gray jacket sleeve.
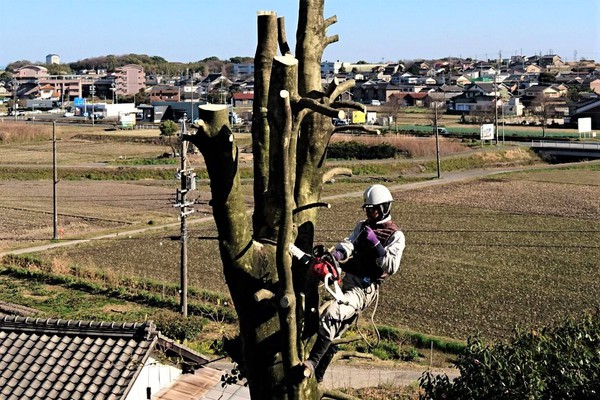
[377,230,405,275]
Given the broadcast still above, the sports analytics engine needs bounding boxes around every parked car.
[333,118,349,126]
[63,112,75,117]
[370,100,381,106]
[435,127,448,135]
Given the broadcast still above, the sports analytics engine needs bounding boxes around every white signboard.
[480,124,495,140]
[578,117,592,133]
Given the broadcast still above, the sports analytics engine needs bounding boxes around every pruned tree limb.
[270,55,301,370]
[293,96,345,120]
[252,11,278,234]
[330,100,365,113]
[324,15,337,28]
[277,16,292,55]
[191,105,250,260]
[324,34,339,48]
[322,167,352,183]
[324,76,340,99]
[326,78,355,101]
[254,289,275,302]
[293,202,331,215]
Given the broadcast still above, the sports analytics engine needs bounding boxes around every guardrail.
[531,140,600,151]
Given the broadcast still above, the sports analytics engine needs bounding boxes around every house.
[503,97,525,116]
[0,85,9,101]
[566,98,600,129]
[453,95,496,114]
[15,65,49,79]
[522,84,561,99]
[539,54,564,69]
[388,92,429,107]
[525,64,542,74]
[232,92,254,107]
[200,73,232,90]
[590,78,600,94]
[454,75,471,86]
[0,316,228,400]
[150,85,181,102]
[462,82,508,99]
[37,84,58,100]
[353,81,400,104]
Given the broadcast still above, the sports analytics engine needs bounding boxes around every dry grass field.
[1,122,599,344]
[11,164,597,343]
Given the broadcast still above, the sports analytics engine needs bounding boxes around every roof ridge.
[1,316,156,339]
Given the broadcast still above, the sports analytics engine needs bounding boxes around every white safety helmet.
[362,184,393,220]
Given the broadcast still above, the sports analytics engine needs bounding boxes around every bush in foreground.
[419,313,600,399]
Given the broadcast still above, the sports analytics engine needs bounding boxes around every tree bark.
[188,1,366,398]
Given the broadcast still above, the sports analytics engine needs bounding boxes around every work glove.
[331,249,344,261]
[362,226,386,258]
[363,226,380,246]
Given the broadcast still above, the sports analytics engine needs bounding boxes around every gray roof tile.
[24,387,37,398]
[0,316,158,400]
[1,316,212,400]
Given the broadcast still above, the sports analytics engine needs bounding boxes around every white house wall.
[125,356,182,400]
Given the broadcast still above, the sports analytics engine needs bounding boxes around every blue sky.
[1,0,598,67]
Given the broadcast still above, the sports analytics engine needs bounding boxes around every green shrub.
[154,311,205,341]
[159,120,179,136]
[328,141,400,159]
[419,313,600,399]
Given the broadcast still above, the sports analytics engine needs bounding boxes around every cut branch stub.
[196,104,229,136]
[189,103,251,262]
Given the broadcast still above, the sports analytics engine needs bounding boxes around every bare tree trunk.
[188,1,367,398]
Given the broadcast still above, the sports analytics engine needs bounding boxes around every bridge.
[530,140,600,159]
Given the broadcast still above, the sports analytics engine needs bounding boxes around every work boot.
[314,344,337,383]
[303,335,332,379]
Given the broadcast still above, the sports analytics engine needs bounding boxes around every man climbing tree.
[186,1,373,398]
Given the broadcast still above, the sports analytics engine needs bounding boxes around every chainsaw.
[289,243,345,303]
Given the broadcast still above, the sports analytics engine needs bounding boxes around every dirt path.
[0,163,573,258]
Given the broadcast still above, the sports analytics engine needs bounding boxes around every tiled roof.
[232,93,254,100]
[0,316,157,400]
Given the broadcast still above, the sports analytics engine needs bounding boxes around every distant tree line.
[4,54,254,77]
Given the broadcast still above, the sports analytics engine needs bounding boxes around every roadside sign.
[480,124,495,140]
[74,97,84,107]
[578,117,592,133]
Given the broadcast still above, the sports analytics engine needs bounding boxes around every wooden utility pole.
[52,122,58,240]
[434,103,441,179]
[176,115,195,317]
[494,67,499,145]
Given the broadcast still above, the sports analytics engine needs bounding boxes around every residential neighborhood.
[1,52,599,130]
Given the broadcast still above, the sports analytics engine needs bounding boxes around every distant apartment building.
[37,75,97,101]
[115,64,145,96]
[321,61,352,76]
[233,63,254,77]
[46,54,60,65]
